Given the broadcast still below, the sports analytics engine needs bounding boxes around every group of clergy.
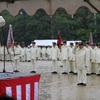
[0,40,100,86]
[50,41,100,86]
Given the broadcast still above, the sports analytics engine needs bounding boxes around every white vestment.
[73,46,89,84]
[61,45,69,73]
[30,46,38,71]
[95,48,100,74]
[51,46,59,72]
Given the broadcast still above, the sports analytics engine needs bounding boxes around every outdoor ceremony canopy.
[0,0,100,16]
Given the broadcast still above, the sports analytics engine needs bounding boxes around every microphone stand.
[0,27,13,74]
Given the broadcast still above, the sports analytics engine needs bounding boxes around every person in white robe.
[73,42,89,86]
[8,47,14,61]
[20,46,25,62]
[5,47,10,61]
[46,46,51,60]
[37,46,42,60]
[24,46,27,61]
[58,44,63,67]
[0,45,2,61]
[26,45,31,62]
[95,43,100,75]
[60,41,69,74]
[68,43,77,74]
[85,41,91,75]
[90,43,96,74]
[51,42,59,74]
[0,45,7,61]
[41,46,46,60]
[13,42,22,72]
[30,42,38,73]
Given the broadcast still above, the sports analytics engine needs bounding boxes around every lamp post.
[94,13,97,25]
[71,15,74,40]
[20,11,26,43]
[94,13,97,43]
[50,15,53,39]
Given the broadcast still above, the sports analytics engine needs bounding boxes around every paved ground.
[0,61,100,100]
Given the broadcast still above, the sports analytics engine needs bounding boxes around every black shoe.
[82,83,86,86]
[87,73,90,75]
[13,70,19,72]
[62,72,68,74]
[60,66,63,67]
[54,71,57,74]
[91,73,96,75]
[77,83,81,85]
[96,74,100,76]
[77,83,83,85]
[51,71,57,74]
[30,71,36,73]
[73,73,77,75]
[69,71,74,73]
[51,71,55,74]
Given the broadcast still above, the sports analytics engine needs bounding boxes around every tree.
[0,7,99,45]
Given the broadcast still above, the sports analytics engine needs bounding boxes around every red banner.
[0,74,40,100]
[57,32,63,48]
[7,24,14,49]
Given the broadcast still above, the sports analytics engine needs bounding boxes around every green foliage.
[0,7,100,45]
